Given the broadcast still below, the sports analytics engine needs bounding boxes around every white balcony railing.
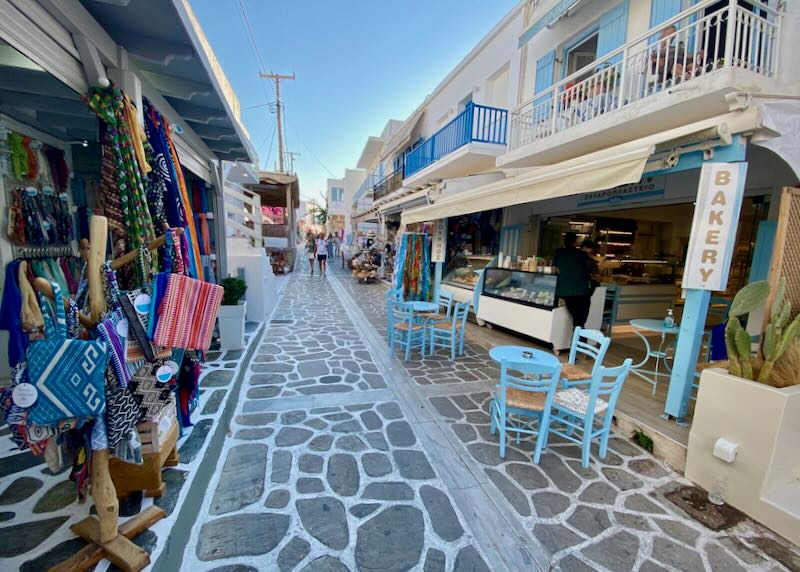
[224,182,263,245]
[510,0,782,151]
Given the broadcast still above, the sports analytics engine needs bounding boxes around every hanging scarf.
[84,86,157,285]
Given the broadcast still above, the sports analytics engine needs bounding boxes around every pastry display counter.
[477,268,605,351]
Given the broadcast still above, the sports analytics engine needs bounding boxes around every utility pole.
[286,151,300,175]
[259,71,295,173]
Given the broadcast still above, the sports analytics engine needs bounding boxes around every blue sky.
[190,0,518,200]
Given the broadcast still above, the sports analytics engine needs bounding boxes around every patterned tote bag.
[26,282,108,426]
[152,273,223,350]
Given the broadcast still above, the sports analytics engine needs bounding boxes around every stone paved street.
[1,264,799,571]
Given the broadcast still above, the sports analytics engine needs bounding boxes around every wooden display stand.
[39,217,170,572]
[110,417,180,498]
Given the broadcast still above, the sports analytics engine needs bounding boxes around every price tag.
[59,193,69,202]
[156,365,173,383]
[12,383,38,408]
[42,186,54,196]
[164,360,180,375]
[116,319,129,338]
[25,187,38,197]
[133,293,151,314]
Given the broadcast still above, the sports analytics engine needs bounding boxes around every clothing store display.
[394,232,431,301]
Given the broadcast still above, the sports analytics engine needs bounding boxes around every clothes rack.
[15,246,78,259]
[35,216,166,572]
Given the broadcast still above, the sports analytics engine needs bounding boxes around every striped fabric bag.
[152,273,223,350]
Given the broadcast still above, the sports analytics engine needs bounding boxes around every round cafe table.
[489,345,560,368]
[403,301,438,313]
[629,318,680,396]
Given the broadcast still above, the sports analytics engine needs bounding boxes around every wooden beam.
[168,100,229,123]
[0,89,92,116]
[72,32,109,88]
[137,69,212,100]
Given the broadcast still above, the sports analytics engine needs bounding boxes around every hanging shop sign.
[683,163,748,291]
[431,218,447,263]
[577,178,664,207]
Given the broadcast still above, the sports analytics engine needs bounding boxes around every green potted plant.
[217,277,248,350]
[686,278,800,546]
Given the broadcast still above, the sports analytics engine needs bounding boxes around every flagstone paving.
[181,272,492,571]
[330,264,800,572]
[0,322,263,571]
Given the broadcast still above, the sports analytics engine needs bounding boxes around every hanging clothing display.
[85,86,157,285]
[0,78,224,509]
[393,232,432,301]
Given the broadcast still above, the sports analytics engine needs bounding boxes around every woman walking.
[326,233,335,259]
[316,232,328,277]
[305,233,317,275]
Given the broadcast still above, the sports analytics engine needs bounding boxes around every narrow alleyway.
[167,260,798,572]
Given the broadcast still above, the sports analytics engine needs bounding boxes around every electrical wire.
[283,107,337,178]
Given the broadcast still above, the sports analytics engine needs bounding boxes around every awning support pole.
[664,159,748,422]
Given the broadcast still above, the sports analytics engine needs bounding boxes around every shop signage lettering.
[577,180,664,207]
[431,218,447,263]
[683,163,747,291]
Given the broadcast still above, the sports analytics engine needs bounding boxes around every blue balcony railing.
[404,102,508,178]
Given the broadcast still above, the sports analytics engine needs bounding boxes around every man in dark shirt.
[554,232,592,329]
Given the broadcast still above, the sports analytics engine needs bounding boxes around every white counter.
[477,287,606,351]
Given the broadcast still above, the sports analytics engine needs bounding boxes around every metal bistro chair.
[419,290,454,322]
[539,358,633,468]
[490,359,562,459]
[389,301,427,361]
[560,327,611,388]
[428,301,470,360]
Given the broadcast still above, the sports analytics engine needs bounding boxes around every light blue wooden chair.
[490,359,562,459]
[428,301,470,360]
[539,358,632,468]
[560,327,611,388]
[390,302,427,361]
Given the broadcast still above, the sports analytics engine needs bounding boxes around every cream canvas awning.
[401,145,652,225]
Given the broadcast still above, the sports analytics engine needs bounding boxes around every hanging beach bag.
[26,282,108,426]
[127,362,173,420]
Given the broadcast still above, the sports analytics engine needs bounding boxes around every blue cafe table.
[489,345,560,368]
[403,301,439,313]
[629,318,681,396]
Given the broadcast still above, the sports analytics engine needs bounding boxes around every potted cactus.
[217,277,248,350]
[686,277,800,545]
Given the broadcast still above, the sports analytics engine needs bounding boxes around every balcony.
[403,102,508,187]
[502,0,783,168]
[372,170,403,202]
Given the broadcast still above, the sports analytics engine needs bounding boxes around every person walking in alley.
[316,232,328,277]
[326,233,335,259]
[305,233,317,275]
[333,233,341,257]
[554,232,592,330]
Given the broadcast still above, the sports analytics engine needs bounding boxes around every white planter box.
[217,301,247,350]
[686,369,800,545]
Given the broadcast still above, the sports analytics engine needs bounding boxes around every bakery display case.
[442,255,494,290]
[482,269,557,309]
[477,268,606,351]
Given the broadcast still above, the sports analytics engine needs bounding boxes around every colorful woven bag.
[26,283,108,426]
[151,273,223,350]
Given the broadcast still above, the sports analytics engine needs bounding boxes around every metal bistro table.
[489,346,560,368]
[629,318,680,396]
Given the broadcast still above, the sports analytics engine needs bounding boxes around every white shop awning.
[401,144,651,225]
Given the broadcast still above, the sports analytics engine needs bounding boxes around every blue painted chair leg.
[489,400,497,435]
[533,411,551,464]
[498,410,507,459]
[581,426,592,468]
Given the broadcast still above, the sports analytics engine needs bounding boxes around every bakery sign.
[431,218,447,263]
[577,178,664,207]
[683,163,748,291]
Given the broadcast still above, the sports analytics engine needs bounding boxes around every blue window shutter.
[650,0,682,28]
[597,1,629,60]
[534,50,556,94]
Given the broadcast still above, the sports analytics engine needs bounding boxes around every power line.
[283,107,337,179]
